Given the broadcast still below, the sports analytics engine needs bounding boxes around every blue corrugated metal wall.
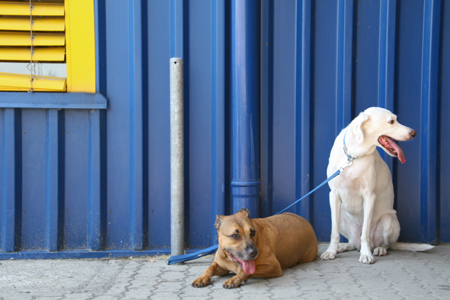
[261,0,449,245]
[0,0,448,259]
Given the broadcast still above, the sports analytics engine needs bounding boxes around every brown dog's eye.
[388,119,394,124]
[250,229,256,238]
[230,230,239,240]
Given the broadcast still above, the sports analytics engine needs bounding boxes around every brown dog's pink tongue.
[242,260,256,275]
[229,252,256,274]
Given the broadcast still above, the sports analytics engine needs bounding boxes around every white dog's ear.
[351,112,369,144]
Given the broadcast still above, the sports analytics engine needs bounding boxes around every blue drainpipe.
[231,0,260,217]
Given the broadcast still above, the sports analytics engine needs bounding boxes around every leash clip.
[339,158,353,174]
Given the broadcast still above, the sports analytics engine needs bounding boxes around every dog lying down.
[192,209,318,288]
[321,107,433,264]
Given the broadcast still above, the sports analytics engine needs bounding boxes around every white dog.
[321,107,433,264]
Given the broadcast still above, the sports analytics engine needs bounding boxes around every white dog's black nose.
[410,130,417,138]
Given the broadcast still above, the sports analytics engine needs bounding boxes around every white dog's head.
[350,107,416,164]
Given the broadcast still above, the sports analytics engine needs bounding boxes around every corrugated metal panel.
[0,0,448,259]
[439,0,450,242]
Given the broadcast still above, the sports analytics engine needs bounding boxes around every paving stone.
[0,244,448,300]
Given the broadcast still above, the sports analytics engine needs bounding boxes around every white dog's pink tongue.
[241,260,256,275]
[382,136,406,164]
[397,148,406,164]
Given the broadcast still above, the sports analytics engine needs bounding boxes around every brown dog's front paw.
[223,276,244,289]
[192,276,211,288]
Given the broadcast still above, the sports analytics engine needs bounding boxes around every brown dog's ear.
[351,112,369,144]
[215,215,224,230]
[237,208,251,219]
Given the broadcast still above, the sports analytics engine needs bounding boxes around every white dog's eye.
[388,120,394,124]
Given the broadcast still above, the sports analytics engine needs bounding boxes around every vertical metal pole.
[231,0,260,217]
[170,57,185,257]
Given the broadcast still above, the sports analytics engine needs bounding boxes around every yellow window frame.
[0,0,96,93]
[65,0,96,93]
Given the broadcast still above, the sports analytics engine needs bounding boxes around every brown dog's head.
[215,208,258,275]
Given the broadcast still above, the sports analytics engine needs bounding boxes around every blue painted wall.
[0,0,448,259]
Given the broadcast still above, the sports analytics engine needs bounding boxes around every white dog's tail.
[391,242,434,252]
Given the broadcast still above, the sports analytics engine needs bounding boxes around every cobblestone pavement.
[0,244,449,300]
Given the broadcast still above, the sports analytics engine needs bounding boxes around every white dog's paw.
[320,251,337,260]
[359,253,375,264]
[337,243,356,253]
[373,247,388,256]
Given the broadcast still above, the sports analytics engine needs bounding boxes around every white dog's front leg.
[321,191,341,260]
[359,193,376,264]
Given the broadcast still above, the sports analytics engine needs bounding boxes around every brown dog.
[192,209,318,288]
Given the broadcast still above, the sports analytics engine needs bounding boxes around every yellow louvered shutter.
[0,0,67,92]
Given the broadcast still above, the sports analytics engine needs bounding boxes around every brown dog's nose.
[246,245,258,259]
[410,130,417,138]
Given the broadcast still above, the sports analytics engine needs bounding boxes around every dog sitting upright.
[321,107,433,264]
[192,209,318,288]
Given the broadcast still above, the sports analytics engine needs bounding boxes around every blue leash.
[167,160,352,265]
